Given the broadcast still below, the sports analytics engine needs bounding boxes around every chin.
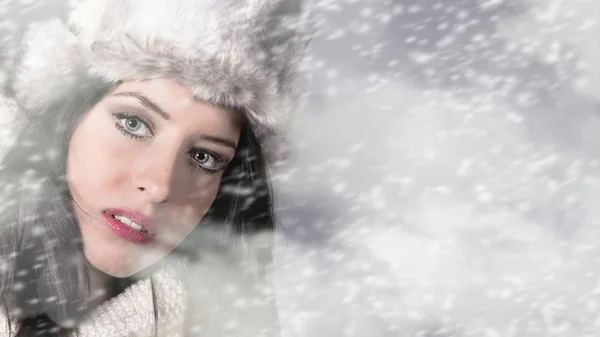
[88,261,135,278]
[84,250,137,279]
[105,270,134,279]
[88,254,168,280]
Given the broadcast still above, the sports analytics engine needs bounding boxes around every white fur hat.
[8,0,314,165]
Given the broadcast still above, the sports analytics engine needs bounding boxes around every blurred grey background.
[3,0,600,336]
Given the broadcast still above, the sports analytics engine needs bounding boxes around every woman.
[0,0,313,336]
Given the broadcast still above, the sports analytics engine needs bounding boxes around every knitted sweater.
[0,266,187,337]
[0,243,281,336]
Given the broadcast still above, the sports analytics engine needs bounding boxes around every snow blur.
[1,0,600,336]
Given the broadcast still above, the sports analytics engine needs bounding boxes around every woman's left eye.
[113,113,153,139]
[189,149,225,175]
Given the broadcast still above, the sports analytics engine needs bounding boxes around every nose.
[137,185,169,204]
[132,150,178,204]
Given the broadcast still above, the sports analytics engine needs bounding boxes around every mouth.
[110,214,149,233]
[111,214,148,233]
[102,208,156,245]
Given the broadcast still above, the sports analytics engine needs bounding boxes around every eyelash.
[112,112,225,175]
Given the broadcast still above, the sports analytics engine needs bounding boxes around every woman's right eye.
[112,113,154,140]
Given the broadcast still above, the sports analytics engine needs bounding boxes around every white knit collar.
[78,265,187,337]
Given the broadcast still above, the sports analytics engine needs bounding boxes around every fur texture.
[9,0,314,164]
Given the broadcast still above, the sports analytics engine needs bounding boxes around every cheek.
[67,116,128,200]
[67,121,99,203]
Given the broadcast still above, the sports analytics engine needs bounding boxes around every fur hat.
[7,0,314,165]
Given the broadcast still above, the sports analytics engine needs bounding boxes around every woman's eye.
[194,152,210,164]
[113,113,153,139]
[120,116,150,135]
[189,149,224,174]
[124,118,142,131]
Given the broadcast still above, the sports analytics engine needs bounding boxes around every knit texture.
[0,266,187,337]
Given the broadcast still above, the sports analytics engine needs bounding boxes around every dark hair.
[0,74,278,336]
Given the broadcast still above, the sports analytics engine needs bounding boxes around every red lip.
[102,208,156,245]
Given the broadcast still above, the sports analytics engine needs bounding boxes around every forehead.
[110,78,245,126]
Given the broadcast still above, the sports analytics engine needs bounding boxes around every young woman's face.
[66,78,242,277]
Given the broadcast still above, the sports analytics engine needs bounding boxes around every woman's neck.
[86,263,121,308]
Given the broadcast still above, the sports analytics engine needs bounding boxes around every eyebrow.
[110,91,238,151]
[110,91,171,120]
[196,135,238,151]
